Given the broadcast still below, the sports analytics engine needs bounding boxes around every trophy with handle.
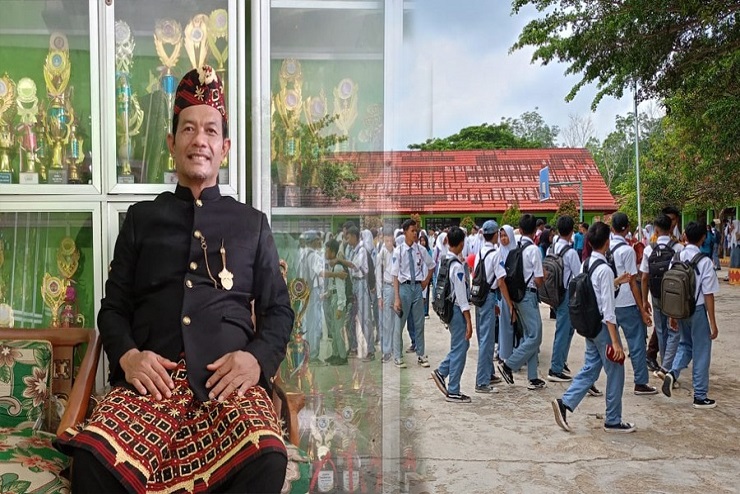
[154,19,182,184]
[115,20,143,183]
[333,78,359,152]
[16,78,41,184]
[273,59,303,206]
[0,74,16,184]
[44,32,73,184]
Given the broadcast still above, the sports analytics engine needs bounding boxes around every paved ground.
[393,278,740,493]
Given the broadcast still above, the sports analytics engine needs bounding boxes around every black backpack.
[339,264,354,303]
[568,259,607,338]
[366,250,377,292]
[660,252,706,319]
[470,248,496,307]
[432,257,460,324]
[539,244,572,308]
[647,240,677,298]
[504,240,535,303]
[605,241,630,267]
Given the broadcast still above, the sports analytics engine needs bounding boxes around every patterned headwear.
[173,65,226,122]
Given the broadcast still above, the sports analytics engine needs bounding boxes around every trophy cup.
[184,14,209,70]
[208,9,230,184]
[115,20,144,184]
[333,78,359,152]
[0,74,17,184]
[284,277,311,390]
[41,273,66,328]
[273,59,303,206]
[44,33,73,184]
[154,19,183,184]
[304,90,328,188]
[16,78,40,184]
[56,236,82,327]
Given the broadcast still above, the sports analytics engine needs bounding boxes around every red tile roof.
[302,148,617,214]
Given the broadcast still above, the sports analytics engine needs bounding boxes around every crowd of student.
[296,207,730,431]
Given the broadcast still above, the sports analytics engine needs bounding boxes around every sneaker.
[381,353,392,363]
[329,357,348,366]
[547,370,573,382]
[646,356,660,372]
[490,374,503,385]
[693,398,717,409]
[662,372,674,397]
[604,422,636,433]
[563,363,571,375]
[528,378,547,390]
[587,384,603,397]
[417,356,430,368]
[431,369,447,396]
[496,362,514,385]
[394,359,407,369]
[634,384,658,395]
[361,353,376,362]
[474,384,499,394]
[445,393,472,403]
[653,368,667,380]
[405,346,416,354]
[551,399,571,432]
[347,350,358,359]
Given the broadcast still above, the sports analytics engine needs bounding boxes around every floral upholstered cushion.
[0,427,70,493]
[0,340,52,430]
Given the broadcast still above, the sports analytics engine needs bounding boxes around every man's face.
[384,235,394,250]
[667,214,678,229]
[348,234,358,247]
[167,105,230,189]
[404,225,418,244]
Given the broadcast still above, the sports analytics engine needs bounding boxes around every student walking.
[431,227,474,403]
[472,220,501,394]
[551,222,634,433]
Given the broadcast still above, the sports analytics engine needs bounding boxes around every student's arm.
[705,293,718,339]
[606,321,624,360]
[640,272,652,316]
[463,308,473,341]
[421,248,435,290]
[497,277,516,324]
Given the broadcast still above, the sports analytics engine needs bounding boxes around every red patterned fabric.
[173,65,227,121]
[56,361,285,493]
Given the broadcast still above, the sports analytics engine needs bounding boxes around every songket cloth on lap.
[55,360,286,493]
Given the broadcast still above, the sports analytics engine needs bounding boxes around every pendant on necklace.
[219,240,234,290]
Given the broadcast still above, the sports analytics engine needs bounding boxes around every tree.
[502,109,560,148]
[460,216,476,232]
[501,203,522,228]
[552,199,580,224]
[407,122,540,150]
[560,113,596,148]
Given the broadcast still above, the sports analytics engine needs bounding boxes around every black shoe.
[446,393,472,403]
[563,363,571,375]
[405,345,416,354]
[551,399,571,432]
[587,384,603,397]
[634,384,658,395]
[646,357,660,372]
[547,370,573,382]
[662,372,674,397]
[528,378,547,390]
[330,357,348,366]
[693,398,717,409]
[362,353,376,362]
[431,369,448,397]
[604,422,636,433]
[497,362,514,385]
[490,374,503,385]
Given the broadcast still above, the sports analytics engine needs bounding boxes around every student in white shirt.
[552,222,634,433]
[472,220,501,393]
[376,231,399,365]
[661,221,720,408]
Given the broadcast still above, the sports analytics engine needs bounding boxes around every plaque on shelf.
[19,172,39,184]
[0,172,11,184]
[48,169,68,184]
[117,174,135,184]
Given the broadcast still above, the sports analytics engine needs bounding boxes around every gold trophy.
[0,74,16,184]
[115,20,144,183]
[333,78,359,152]
[44,32,73,184]
[304,90,328,187]
[16,78,41,184]
[154,19,183,184]
[66,123,84,183]
[184,14,209,70]
[41,273,66,328]
[273,59,303,206]
[208,9,229,183]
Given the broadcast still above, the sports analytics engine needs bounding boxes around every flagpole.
[634,82,642,240]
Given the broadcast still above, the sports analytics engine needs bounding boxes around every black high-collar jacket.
[99,184,294,401]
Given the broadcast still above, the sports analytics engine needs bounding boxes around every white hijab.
[434,232,448,262]
[498,225,516,262]
[361,229,374,254]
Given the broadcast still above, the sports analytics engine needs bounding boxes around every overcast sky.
[391,1,640,150]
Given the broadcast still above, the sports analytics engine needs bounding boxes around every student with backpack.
[471,220,502,394]
[609,213,658,395]
[552,222,635,433]
[431,227,474,403]
[323,240,349,366]
[495,225,517,364]
[392,219,436,368]
[660,221,720,408]
[544,215,582,383]
[497,214,547,390]
[640,214,683,377]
